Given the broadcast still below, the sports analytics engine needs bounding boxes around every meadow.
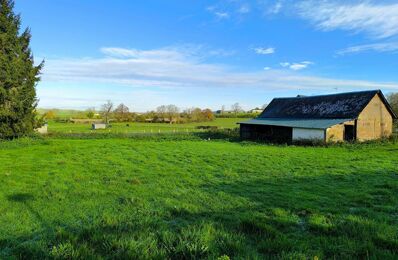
[47,118,242,135]
[0,123,397,259]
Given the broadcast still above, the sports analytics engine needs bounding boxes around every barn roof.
[258,90,397,119]
[239,118,352,130]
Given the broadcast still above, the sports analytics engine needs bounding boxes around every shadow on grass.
[6,193,52,233]
[1,171,397,259]
[7,193,35,203]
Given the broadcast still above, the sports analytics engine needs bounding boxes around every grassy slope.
[0,137,397,259]
[47,118,242,134]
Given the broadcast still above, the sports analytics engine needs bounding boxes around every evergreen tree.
[0,0,43,138]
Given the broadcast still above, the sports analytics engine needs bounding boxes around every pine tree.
[0,0,43,139]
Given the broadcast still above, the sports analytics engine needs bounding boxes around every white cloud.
[280,61,314,70]
[101,45,235,61]
[263,67,271,70]
[37,85,169,111]
[280,62,290,67]
[206,6,216,12]
[337,42,398,55]
[269,1,283,14]
[289,63,308,71]
[207,6,230,19]
[297,1,398,39]
[215,11,229,19]
[41,47,397,95]
[254,47,275,55]
[101,47,187,60]
[238,4,251,14]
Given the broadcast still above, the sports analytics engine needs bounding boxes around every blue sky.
[15,0,398,111]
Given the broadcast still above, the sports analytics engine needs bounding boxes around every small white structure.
[292,128,324,141]
[249,108,264,114]
[92,123,107,130]
[36,124,48,134]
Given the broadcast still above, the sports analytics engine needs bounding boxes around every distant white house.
[249,108,264,114]
[36,124,48,134]
[214,110,233,115]
[92,123,107,130]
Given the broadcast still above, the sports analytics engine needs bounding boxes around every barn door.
[344,125,355,141]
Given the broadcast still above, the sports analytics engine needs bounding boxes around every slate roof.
[258,90,397,119]
[239,118,352,130]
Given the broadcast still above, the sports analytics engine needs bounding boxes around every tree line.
[102,101,215,124]
[44,101,215,124]
[39,94,398,125]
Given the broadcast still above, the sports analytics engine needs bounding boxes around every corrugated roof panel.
[238,118,353,129]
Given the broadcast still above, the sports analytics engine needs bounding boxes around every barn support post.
[354,119,358,141]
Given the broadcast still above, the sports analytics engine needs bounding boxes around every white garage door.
[293,128,324,141]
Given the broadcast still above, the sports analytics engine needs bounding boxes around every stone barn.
[239,90,397,143]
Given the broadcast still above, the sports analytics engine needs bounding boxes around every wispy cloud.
[215,11,229,19]
[254,47,275,55]
[296,1,398,39]
[268,0,283,14]
[280,62,290,67]
[337,42,398,55]
[238,4,251,14]
[280,61,313,70]
[206,6,230,19]
[42,47,397,93]
[101,47,187,60]
[102,45,235,61]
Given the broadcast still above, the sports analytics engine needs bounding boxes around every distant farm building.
[249,108,264,114]
[36,124,48,134]
[92,123,107,130]
[239,90,397,142]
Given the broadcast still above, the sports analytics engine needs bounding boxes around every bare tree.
[188,107,202,122]
[114,103,130,122]
[261,103,268,110]
[156,105,167,121]
[221,105,226,115]
[387,93,398,115]
[166,104,179,123]
[101,100,113,124]
[231,103,243,115]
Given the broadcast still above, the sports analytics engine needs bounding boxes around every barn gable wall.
[356,94,393,141]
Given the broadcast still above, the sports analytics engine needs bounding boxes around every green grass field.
[0,134,397,259]
[37,108,87,119]
[47,118,242,134]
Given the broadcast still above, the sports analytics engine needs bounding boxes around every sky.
[14,0,398,112]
